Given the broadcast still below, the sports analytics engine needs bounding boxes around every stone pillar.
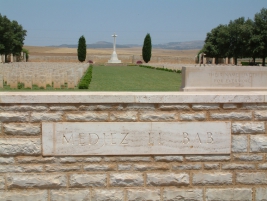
[0,55,2,63]
[199,54,202,64]
[24,53,26,62]
[2,55,5,63]
[212,58,215,64]
[230,58,234,65]
[10,54,13,63]
[203,57,207,64]
[225,57,229,65]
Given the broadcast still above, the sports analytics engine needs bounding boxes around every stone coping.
[0,91,267,103]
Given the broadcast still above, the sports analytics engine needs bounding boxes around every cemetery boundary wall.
[28,55,195,64]
[0,92,267,201]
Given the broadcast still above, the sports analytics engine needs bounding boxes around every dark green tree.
[253,8,267,66]
[228,17,252,65]
[202,24,229,64]
[142,33,152,63]
[77,35,86,62]
[0,14,27,61]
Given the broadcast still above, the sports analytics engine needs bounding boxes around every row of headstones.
[0,63,88,89]
[0,53,27,63]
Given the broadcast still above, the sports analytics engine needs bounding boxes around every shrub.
[88,60,93,63]
[136,60,143,64]
[78,65,93,89]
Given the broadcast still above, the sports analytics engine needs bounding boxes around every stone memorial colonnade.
[0,92,267,200]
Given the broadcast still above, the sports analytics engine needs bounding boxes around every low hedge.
[78,65,93,89]
[138,65,181,73]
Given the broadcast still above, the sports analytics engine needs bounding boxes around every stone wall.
[0,92,267,201]
[28,55,195,64]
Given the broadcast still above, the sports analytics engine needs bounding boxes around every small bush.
[88,60,93,63]
[136,60,143,64]
[78,65,93,89]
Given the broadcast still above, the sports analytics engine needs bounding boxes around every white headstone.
[24,75,32,89]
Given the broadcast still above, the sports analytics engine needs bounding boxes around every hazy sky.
[0,0,266,46]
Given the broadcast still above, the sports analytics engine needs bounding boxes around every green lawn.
[88,65,182,91]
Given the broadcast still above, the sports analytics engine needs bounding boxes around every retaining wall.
[0,92,267,201]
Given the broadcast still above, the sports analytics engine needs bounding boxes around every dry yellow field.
[24,46,199,58]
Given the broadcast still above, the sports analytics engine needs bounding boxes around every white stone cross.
[108,33,121,63]
[112,33,117,52]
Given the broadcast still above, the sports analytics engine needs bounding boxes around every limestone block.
[127,189,161,201]
[139,112,177,121]
[237,172,267,184]
[0,138,41,156]
[210,112,252,120]
[2,105,47,111]
[193,172,232,185]
[0,190,48,201]
[83,164,116,171]
[126,103,155,110]
[59,157,83,163]
[92,189,124,201]
[172,164,202,170]
[50,105,77,111]
[232,122,265,134]
[204,163,220,170]
[83,157,102,162]
[133,163,169,171]
[163,189,203,201]
[118,164,132,171]
[147,173,189,186]
[69,174,106,187]
[4,123,40,135]
[232,135,248,152]
[45,165,81,172]
[0,157,15,164]
[192,104,220,110]
[65,112,108,121]
[255,111,267,120]
[206,188,252,201]
[233,154,263,161]
[154,156,183,162]
[117,156,151,162]
[110,111,138,121]
[242,103,267,110]
[0,112,29,122]
[0,175,5,189]
[50,189,90,201]
[222,163,255,170]
[185,155,230,161]
[223,103,238,109]
[250,135,267,152]
[258,163,267,169]
[31,112,63,122]
[180,112,206,121]
[16,156,56,163]
[110,173,143,187]
[0,165,43,173]
[256,188,267,201]
[158,104,190,110]
[7,174,67,189]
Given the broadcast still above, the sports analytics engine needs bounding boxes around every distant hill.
[50,40,204,50]
[153,40,204,50]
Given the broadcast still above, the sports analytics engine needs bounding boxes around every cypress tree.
[142,33,152,63]
[77,35,86,62]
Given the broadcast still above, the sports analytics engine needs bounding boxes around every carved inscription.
[209,72,258,87]
[42,122,231,156]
